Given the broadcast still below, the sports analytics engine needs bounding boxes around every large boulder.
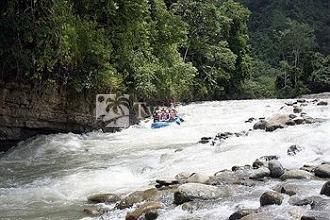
[315,164,330,178]
[260,191,284,206]
[253,120,268,130]
[280,170,313,180]
[125,202,163,220]
[320,181,330,196]
[117,188,171,209]
[265,114,290,132]
[173,183,229,205]
[249,167,270,180]
[268,160,285,178]
[87,193,121,204]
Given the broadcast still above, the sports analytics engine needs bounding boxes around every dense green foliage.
[240,0,330,98]
[0,0,329,101]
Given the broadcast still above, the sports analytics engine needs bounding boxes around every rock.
[289,196,323,206]
[87,193,121,204]
[289,114,298,119]
[312,199,330,211]
[125,202,162,220]
[300,165,316,172]
[241,213,276,220]
[173,183,229,205]
[268,160,285,178]
[83,207,104,216]
[285,101,297,106]
[211,170,242,185]
[253,155,279,168]
[301,211,330,220]
[293,117,305,125]
[253,120,267,130]
[232,165,251,172]
[304,116,316,124]
[199,137,212,144]
[253,159,265,168]
[117,188,163,209]
[286,120,296,126]
[280,170,313,180]
[155,180,179,188]
[315,164,330,178]
[317,101,328,106]
[229,209,258,220]
[175,172,191,183]
[288,145,303,156]
[293,106,303,113]
[245,118,256,123]
[260,191,284,206]
[265,124,284,132]
[297,99,306,103]
[320,181,330,196]
[186,173,211,184]
[249,167,270,180]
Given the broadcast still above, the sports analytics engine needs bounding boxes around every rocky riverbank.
[81,98,329,220]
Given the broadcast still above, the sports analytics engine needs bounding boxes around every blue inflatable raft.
[151,117,183,129]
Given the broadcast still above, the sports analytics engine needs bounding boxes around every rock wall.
[0,82,98,152]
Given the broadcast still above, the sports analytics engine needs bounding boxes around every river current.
[0,99,329,219]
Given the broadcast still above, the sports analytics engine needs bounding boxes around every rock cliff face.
[0,82,98,152]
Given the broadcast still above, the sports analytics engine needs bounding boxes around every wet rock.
[289,196,323,206]
[301,212,330,220]
[173,183,229,205]
[211,170,242,185]
[293,106,303,113]
[260,191,284,206]
[288,145,303,156]
[245,118,256,123]
[253,155,279,168]
[155,180,179,188]
[232,165,251,172]
[300,165,316,173]
[280,170,313,180]
[304,116,316,124]
[253,120,267,130]
[249,167,270,180]
[253,159,265,169]
[186,173,211,184]
[315,164,330,178]
[317,101,328,106]
[294,117,305,125]
[117,188,163,209]
[266,124,284,132]
[240,214,271,220]
[286,120,296,126]
[87,193,121,204]
[199,137,212,144]
[83,207,105,216]
[320,181,330,196]
[125,202,162,220]
[229,209,258,220]
[215,132,233,140]
[289,114,298,119]
[297,99,306,103]
[175,172,191,183]
[285,101,297,106]
[312,199,330,211]
[268,160,285,178]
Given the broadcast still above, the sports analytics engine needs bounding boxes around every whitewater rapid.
[0,99,329,219]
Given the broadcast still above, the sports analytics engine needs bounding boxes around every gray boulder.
[173,183,229,205]
[280,170,313,180]
[315,164,330,178]
[268,160,285,178]
[320,181,330,196]
[87,193,121,204]
[260,191,284,206]
[317,101,328,106]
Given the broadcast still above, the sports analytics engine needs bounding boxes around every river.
[0,99,329,220]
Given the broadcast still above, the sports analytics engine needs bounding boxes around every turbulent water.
[0,99,329,220]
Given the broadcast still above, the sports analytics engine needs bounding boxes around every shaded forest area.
[0,0,329,102]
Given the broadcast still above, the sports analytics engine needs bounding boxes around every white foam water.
[0,99,329,219]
